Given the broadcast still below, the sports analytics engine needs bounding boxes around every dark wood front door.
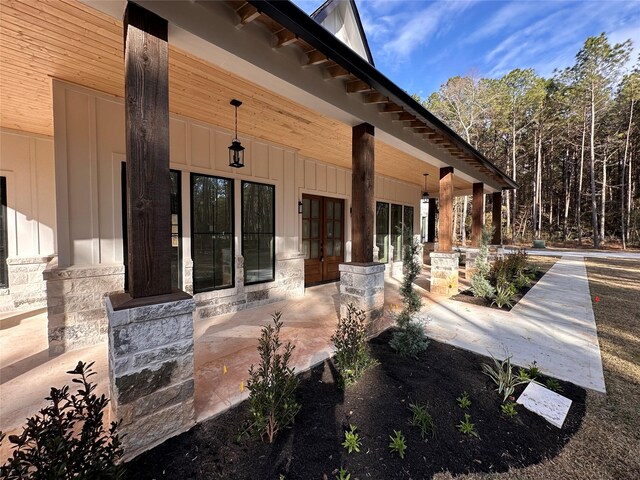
[302,195,345,286]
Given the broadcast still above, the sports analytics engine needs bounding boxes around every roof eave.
[248,0,516,190]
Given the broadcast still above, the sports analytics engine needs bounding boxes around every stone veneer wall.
[339,262,385,335]
[106,296,196,461]
[0,255,54,312]
[429,252,460,297]
[44,258,124,355]
[192,254,305,321]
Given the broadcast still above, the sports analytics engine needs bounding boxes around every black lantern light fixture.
[228,99,245,168]
[421,173,430,202]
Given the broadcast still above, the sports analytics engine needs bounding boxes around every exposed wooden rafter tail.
[235,2,261,26]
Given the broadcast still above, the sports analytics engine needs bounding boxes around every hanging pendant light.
[228,99,245,168]
[422,173,429,202]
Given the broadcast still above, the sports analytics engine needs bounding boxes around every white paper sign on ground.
[517,382,572,428]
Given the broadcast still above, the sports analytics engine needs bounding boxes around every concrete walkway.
[422,256,607,392]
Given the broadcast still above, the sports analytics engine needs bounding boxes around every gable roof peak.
[310,0,374,65]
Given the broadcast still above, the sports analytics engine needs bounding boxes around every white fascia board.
[80,0,502,192]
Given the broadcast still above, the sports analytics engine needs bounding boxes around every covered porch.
[0,272,445,447]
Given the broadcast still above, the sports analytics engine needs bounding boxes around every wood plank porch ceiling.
[0,0,467,190]
[226,1,509,189]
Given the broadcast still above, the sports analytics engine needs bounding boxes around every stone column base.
[0,255,55,312]
[106,293,196,461]
[429,252,460,297]
[339,262,385,334]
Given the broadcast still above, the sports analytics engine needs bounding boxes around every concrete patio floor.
[0,275,438,445]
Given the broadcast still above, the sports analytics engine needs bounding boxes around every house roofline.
[310,0,375,66]
[249,0,517,190]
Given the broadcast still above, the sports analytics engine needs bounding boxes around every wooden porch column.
[351,123,375,263]
[427,197,437,243]
[492,191,503,245]
[124,2,172,298]
[471,182,484,247]
[437,167,454,252]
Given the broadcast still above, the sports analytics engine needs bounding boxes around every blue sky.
[291,0,640,98]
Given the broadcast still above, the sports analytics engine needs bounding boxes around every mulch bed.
[126,331,585,480]
[451,258,558,311]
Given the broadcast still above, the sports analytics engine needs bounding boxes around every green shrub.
[456,391,472,409]
[408,402,436,439]
[470,226,496,299]
[481,353,530,403]
[246,312,300,443]
[457,414,479,438]
[545,378,563,392]
[388,430,407,459]
[0,361,124,480]
[501,401,519,417]
[391,226,429,357]
[390,317,429,358]
[491,283,517,309]
[341,425,362,454]
[399,226,423,316]
[490,249,530,290]
[336,467,351,480]
[527,361,542,379]
[331,304,376,388]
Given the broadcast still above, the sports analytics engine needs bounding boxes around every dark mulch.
[451,256,559,311]
[126,330,585,480]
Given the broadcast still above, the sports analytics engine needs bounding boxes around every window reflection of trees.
[191,174,233,292]
[243,182,274,283]
[376,202,414,263]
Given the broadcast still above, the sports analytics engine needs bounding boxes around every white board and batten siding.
[0,128,56,259]
[53,80,421,269]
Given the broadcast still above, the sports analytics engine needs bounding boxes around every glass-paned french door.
[302,194,344,286]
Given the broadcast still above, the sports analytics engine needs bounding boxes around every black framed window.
[0,177,8,288]
[191,174,234,292]
[122,166,182,291]
[391,204,403,261]
[403,206,414,247]
[377,202,414,263]
[242,181,275,284]
[375,202,389,263]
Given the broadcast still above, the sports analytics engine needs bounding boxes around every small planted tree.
[470,226,496,299]
[0,361,124,479]
[331,304,376,388]
[246,312,300,443]
[390,227,429,357]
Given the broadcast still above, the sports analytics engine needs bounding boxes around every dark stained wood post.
[124,2,172,298]
[427,197,437,243]
[471,182,484,247]
[492,191,503,245]
[351,123,375,263]
[437,167,454,252]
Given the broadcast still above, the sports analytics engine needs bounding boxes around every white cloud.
[482,0,639,78]
[375,0,475,65]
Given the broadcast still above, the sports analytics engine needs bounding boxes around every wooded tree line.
[419,33,639,248]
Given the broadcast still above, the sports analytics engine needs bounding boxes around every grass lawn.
[436,257,640,480]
